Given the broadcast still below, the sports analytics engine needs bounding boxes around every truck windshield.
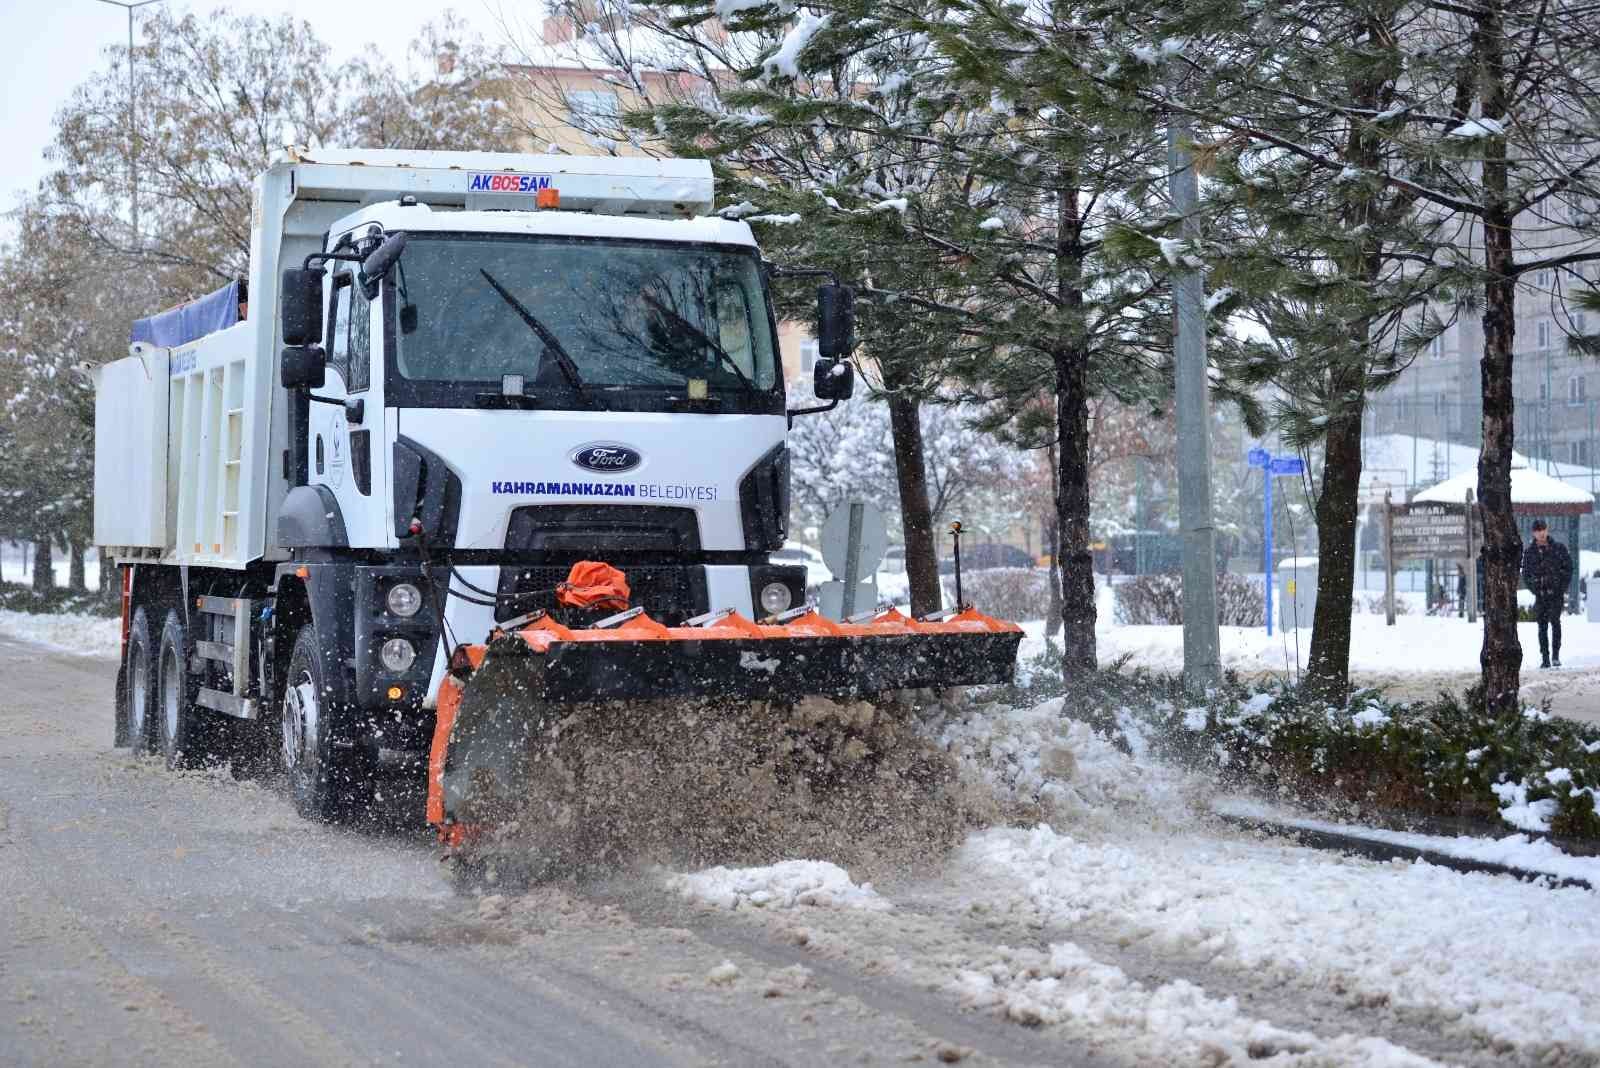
[392,234,779,402]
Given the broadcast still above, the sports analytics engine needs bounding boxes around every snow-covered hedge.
[1006,650,1600,840]
[1162,687,1600,839]
[0,580,117,617]
[959,567,1051,622]
[1112,573,1265,626]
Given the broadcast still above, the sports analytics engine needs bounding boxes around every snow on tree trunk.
[1055,181,1096,674]
[1304,370,1364,703]
[31,540,51,594]
[1056,345,1096,671]
[886,389,942,616]
[69,541,86,591]
[1476,7,1523,717]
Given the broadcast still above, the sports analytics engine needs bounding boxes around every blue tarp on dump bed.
[130,280,239,347]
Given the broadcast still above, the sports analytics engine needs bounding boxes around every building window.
[799,339,819,374]
[1537,269,1552,287]
[565,89,621,122]
[1538,379,1550,403]
[1577,312,1590,338]
[1572,440,1588,466]
[1429,336,1444,360]
[1538,320,1552,349]
[1570,375,1587,405]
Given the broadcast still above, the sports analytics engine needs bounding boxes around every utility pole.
[1167,103,1221,690]
[94,0,163,244]
[1411,366,1419,491]
[1546,349,1554,474]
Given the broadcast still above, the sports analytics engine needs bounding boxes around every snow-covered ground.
[7,598,1598,1061]
[0,540,101,588]
[0,609,121,657]
[1013,607,1600,681]
[6,588,1595,689]
[665,698,1600,1065]
[1213,795,1600,885]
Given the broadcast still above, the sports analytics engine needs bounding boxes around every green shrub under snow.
[1007,649,1600,840]
[1112,573,1266,627]
[959,567,1052,622]
[0,581,117,617]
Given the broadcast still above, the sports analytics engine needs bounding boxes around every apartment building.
[1368,210,1600,490]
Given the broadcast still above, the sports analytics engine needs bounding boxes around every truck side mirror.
[812,357,855,401]
[360,232,408,300]
[281,345,326,390]
[817,284,855,359]
[281,269,324,346]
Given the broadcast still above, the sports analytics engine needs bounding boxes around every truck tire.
[156,609,215,769]
[281,625,372,822]
[124,606,156,755]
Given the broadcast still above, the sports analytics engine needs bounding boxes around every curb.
[1216,813,1594,892]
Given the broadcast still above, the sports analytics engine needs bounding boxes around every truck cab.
[286,202,807,692]
[96,149,856,814]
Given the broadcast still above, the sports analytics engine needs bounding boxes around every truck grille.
[493,565,709,624]
[503,505,700,555]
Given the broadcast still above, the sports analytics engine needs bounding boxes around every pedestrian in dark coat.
[1521,519,1573,668]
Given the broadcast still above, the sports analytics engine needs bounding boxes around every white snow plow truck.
[93,148,1021,847]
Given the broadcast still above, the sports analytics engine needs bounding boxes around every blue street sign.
[1258,451,1305,635]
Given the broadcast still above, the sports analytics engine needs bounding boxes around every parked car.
[879,546,906,574]
[770,541,830,591]
[939,542,1036,573]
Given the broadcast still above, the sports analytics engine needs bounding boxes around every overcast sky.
[0,0,526,242]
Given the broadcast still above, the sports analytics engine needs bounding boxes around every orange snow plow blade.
[425,605,1022,841]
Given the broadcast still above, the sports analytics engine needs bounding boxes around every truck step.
[196,687,258,720]
[194,640,234,663]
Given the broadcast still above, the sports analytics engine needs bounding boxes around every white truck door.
[308,261,386,548]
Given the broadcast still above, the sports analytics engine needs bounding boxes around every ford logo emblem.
[570,443,641,473]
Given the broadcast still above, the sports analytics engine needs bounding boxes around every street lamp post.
[94,0,164,244]
[1167,102,1222,690]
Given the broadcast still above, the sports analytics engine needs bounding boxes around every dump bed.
[94,149,716,569]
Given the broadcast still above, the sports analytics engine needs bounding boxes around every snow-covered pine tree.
[0,202,154,594]
[524,0,1011,615]
[1107,0,1463,700]
[621,0,1184,671]
[1127,0,1600,710]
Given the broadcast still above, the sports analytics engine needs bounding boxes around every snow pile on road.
[666,859,891,911]
[469,694,976,878]
[921,695,1208,832]
[0,609,120,658]
[962,821,1600,1059]
[955,942,1433,1066]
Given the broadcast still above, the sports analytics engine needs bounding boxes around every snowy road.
[4,634,1600,1067]
[0,635,1084,1067]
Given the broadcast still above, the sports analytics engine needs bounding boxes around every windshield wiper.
[478,269,588,395]
[640,293,762,400]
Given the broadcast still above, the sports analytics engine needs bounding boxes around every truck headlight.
[759,582,793,615]
[380,638,417,672]
[386,582,423,617]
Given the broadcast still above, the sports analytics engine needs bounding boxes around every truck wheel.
[156,609,213,769]
[124,607,156,755]
[281,625,372,822]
